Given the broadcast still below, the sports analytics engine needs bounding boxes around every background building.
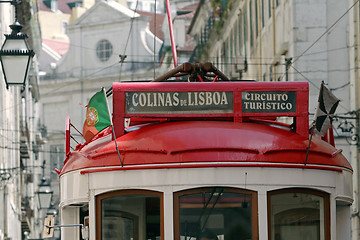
[38,1,164,235]
[0,0,43,239]
[188,0,359,238]
[37,0,359,238]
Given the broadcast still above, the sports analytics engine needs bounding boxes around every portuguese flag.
[83,89,111,143]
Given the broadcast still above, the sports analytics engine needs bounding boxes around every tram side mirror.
[42,215,55,238]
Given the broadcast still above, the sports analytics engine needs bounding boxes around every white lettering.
[213,92,220,105]
[173,92,179,106]
[165,93,172,106]
[158,93,165,106]
[188,92,194,106]
[139,93,146,106]
[286,103,292,110]
[147,93,153,106]
[199,92,205,105]
[132,93,139,106]
[206,92,212,105]
[221,92,228,105]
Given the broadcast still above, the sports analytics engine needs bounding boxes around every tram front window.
[174,187,258,240]
[96,190,162,240]
[268,189,330,240]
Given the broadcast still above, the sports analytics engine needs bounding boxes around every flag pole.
[304,128,314,165]
[306,81,340,165]
[103,88,123,167]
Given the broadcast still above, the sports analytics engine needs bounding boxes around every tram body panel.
[60,167,352,203]
[60,169,89,207]
[59,166,352,240]
[58,80,353,240]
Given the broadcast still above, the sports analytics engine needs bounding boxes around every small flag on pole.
[312,82,340,137]
[83,89,111,143]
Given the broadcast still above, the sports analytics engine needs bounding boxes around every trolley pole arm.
[43,215,89,239]
[165,0,178,67]
[45,223,83,228]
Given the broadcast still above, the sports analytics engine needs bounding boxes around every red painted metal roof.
[60,120,352,175]
[43,39,69,56]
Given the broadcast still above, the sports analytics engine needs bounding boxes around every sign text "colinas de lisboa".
[125,91,234,114]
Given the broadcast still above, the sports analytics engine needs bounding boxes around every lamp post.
[37,177,53,209]
[0,0,35,88]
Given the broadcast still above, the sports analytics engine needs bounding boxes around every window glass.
[96,39,113,62]
[268,189,329,240]
[50,144,64,180]
[174,187,258,240]
[249,2,253,46]
[97,190,162,240]
[268,0,271,18]
[261,0,265,27]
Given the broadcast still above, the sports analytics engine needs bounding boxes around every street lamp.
[37,177,53,209]
[0,0,35,88]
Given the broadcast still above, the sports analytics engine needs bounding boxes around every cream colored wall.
[38,11,71,40]
[69,7,87,24]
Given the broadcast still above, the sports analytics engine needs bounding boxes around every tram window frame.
[95,189,164,240]
[173,187,259,240]
[267,188,330,240]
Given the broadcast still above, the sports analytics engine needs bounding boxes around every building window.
[150,3,155,12]
[96,190,163,240]
[50,145,64,180]
[137,2,143,10]
[230,31,234,64]
[268,0,272,18]
[243,11,247,55]
[174,187,258,240]
[255,0,258,37]
[268,188,330,240]
[249,1,253,47]
[96,39,113,62]
[61,21,68,35]
[261,0,265,27]
[238,17,242,56]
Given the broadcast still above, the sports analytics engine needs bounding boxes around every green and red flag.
[83,89,111,143]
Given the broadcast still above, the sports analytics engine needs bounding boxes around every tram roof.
[60,120,352,176]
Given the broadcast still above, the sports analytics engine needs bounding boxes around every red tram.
[56,63,353,240]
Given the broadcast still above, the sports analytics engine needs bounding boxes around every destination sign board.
[242,91,296,113]
[125,91,234,114]
[113,82,308,137]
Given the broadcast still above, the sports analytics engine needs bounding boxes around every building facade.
[188,0,359,238]
[39,2,164,235]
[0,0,43,239]
[348,0,360,238]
